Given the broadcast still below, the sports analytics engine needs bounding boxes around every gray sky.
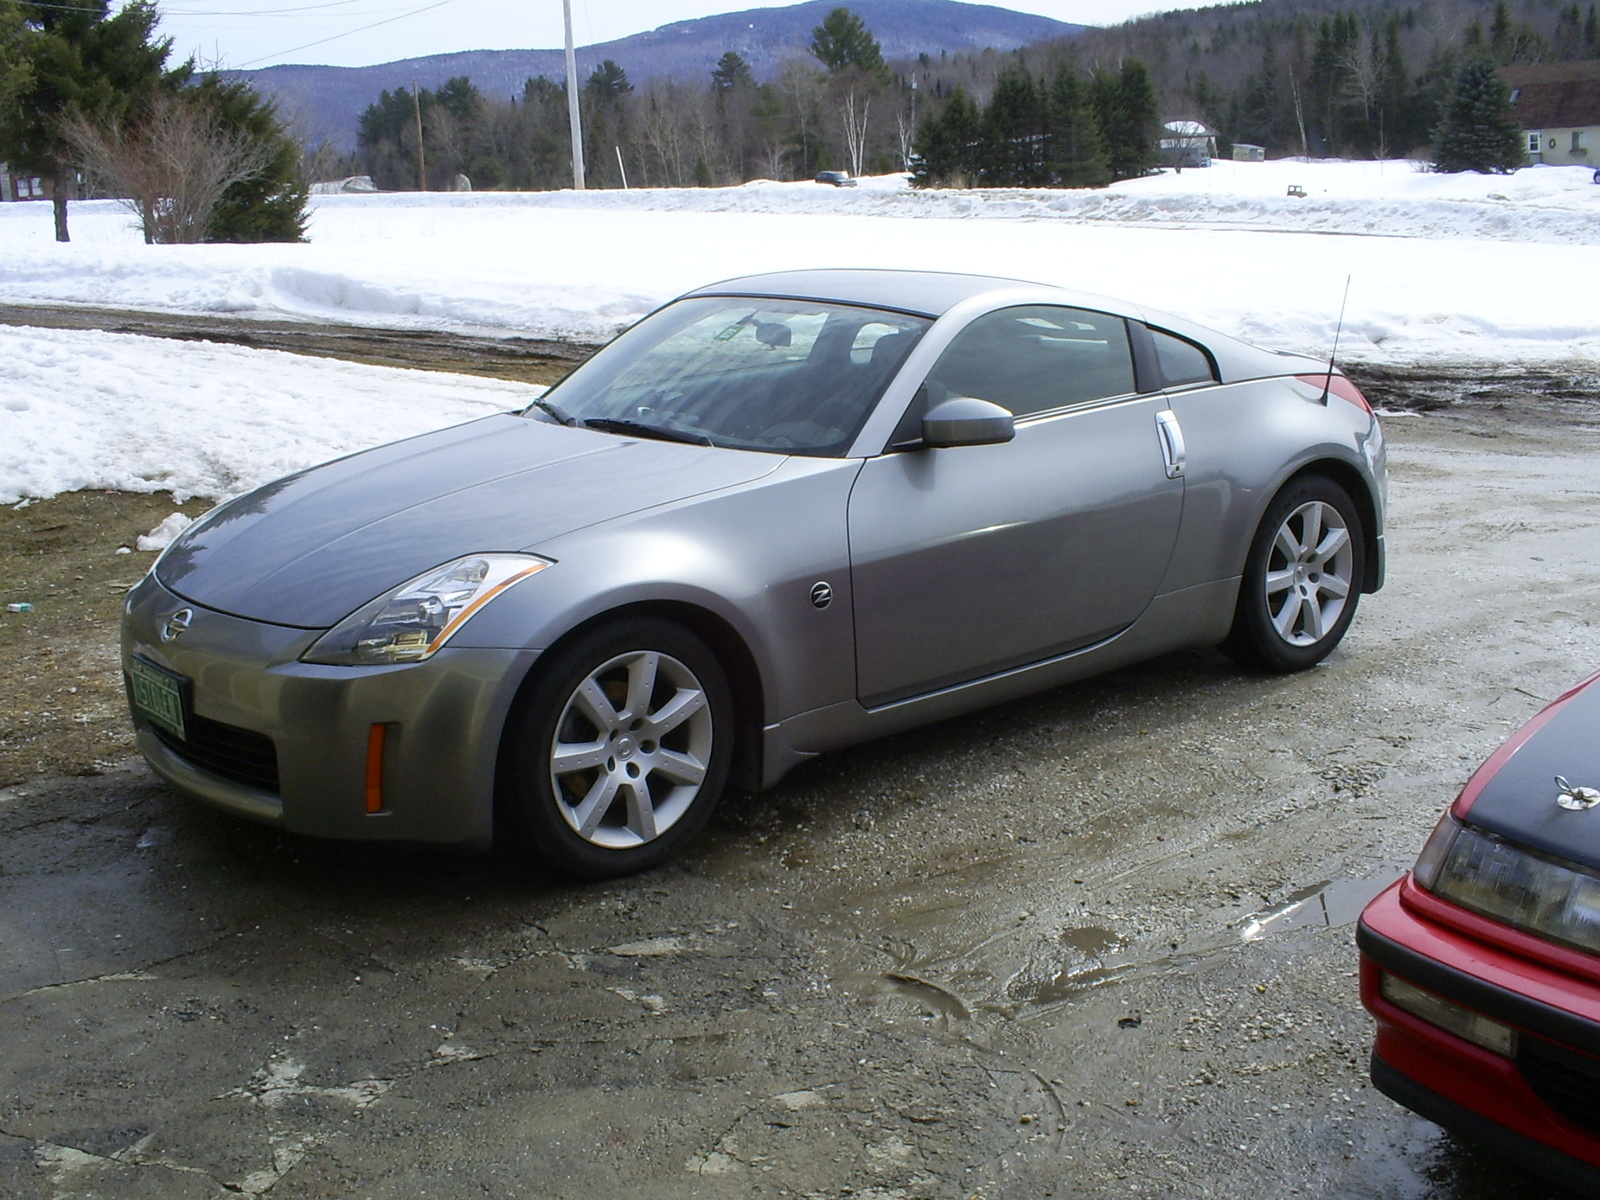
[154,0,1180,72]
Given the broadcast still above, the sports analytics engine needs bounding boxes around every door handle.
[1155,410,1187,480]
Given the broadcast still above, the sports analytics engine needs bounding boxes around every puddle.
[1240,871,1403,942]
[859,871,1406,1017]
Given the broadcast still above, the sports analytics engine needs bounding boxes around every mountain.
[232,0,1084,150]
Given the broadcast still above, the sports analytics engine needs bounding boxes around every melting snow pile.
[0,159,1596,503]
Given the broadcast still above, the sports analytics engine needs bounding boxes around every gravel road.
[1,312,1597,1198]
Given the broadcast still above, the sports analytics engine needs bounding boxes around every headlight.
[302,554,551,666]
[1414,813,1600,954]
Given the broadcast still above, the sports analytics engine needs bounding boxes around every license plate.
[129,657,187,741]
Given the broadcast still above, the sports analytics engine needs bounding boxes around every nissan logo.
[809,581,833,610]
[161,608,194,642]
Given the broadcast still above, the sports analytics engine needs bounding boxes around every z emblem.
[161,608,194,642]
[1556,775,1600,811]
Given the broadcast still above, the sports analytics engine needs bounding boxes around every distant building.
[1,164,51,203]
[1160,120,1217,168]
[1232,143,1266,162]
[1503,60,1600,166]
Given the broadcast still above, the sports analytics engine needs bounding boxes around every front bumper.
[1358,879,1600,1191]
[122,572,540,850]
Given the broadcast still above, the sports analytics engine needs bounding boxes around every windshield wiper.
[579,417,715,447]
[526,397,576,425]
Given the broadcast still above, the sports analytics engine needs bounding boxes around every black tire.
[500,618,734,879]
[1223,475,1366,673]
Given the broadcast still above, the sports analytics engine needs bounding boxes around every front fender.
[452,455,864,728]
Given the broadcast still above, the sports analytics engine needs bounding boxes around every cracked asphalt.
[3,354,1600,1197]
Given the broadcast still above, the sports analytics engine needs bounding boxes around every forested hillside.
[335,0,1599,193]
[243,0,1080,151]
[939,0,1599,158]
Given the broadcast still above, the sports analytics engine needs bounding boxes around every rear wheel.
[502,619,733,878]
[1224,476,1365,673]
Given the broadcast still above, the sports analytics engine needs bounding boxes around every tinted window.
[1150,328,1217,388]
[925,306,1135,418]
[532,296,929,455]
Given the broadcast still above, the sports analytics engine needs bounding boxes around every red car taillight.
[1298,372,1374,414]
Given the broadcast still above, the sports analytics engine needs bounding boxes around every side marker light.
[366,724,388,814]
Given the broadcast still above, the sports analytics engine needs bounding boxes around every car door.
[847,305,1186,707]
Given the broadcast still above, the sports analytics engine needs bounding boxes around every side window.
[924,305,1135,418]
[1149,328,1217,389]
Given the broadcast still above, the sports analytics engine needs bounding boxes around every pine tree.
[1092,60,1158,182]
[980,68,1043,186]
[711,51,753,93]
[1374,16,1413,157]
[193,75,307,243]
[1433,54,1525,174]
[0,1,30,122]
[1046,64,1108,188]
[808,7,889,82]
[2,0,185,241]
[910,86,978,187]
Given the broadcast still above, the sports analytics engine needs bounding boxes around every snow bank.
[0,160,1595,367]
[0,325,541,504]
[0,159,1597,504]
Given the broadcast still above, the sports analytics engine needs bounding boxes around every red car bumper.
[1358,878,1600,1195]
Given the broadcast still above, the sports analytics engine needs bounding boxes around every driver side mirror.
[921,397,1015,448]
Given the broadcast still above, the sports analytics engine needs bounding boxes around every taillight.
[1297,372,1373,414]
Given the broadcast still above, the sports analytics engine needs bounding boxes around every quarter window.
[923,305,1135,418]
[1149,327,1218,388]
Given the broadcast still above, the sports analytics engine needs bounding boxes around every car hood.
[156,414,782,628]
[1462,673,1600,869]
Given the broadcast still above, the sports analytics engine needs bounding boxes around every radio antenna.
[1322,274,1352,404]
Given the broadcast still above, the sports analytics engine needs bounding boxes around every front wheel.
[501,619,734,879]
[1223,476,1366,673]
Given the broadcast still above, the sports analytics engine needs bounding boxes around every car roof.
[681,268,1326,383]
[683,268,1142,321]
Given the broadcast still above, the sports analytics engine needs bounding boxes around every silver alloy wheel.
[1263,499,1354,646]
[548,649,713,849]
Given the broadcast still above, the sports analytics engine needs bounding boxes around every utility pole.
[411,80,426,190]
[563,0,585,189]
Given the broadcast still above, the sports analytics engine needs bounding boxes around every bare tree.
[64,92,272,244]
[842,90,870,177]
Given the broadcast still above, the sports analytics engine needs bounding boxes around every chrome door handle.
[1155,410,1187,480]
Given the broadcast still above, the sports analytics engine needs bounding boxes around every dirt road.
[1,312,1597,1198]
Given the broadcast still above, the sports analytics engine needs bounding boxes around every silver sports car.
[122,269,1387,877]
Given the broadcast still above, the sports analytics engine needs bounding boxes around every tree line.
[353,9,915,192]
[349,0,1576,196]
[1025,0,1599,161]
[0,0,307,243]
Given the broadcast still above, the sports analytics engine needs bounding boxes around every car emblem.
[1556,775,1600,811]
[809,582,833,610]
[161,608,194,642]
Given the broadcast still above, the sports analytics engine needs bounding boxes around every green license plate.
[129,657,187,741]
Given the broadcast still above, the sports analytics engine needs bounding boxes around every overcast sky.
[153,0,1184,72]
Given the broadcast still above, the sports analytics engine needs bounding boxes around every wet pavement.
[4,389,1600,1197]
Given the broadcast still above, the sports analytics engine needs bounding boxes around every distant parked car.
[815,170,858,187]
[1359,669,1600,1195]
[124,268,1386,879]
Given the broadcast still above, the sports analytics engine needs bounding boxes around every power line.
[232,0,465,68]
[19,0,477,69]
[165,1,390,16]
[19,0,386,17]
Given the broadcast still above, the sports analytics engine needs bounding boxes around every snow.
[1,159,1597,504]
[0,325,541,504]
[134,512,194,551]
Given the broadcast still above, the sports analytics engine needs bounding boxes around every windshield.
[527,296,931,455]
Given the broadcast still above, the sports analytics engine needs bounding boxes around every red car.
[1359,669,1600,1194]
